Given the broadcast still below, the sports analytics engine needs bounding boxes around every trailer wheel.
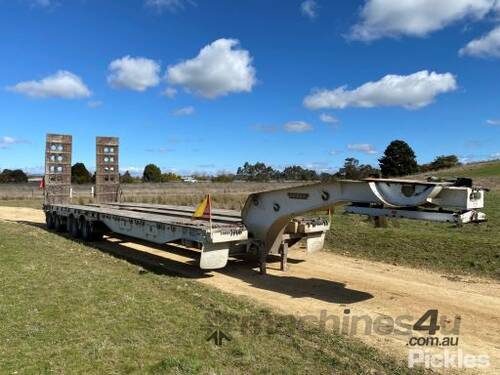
[68,216,80,238]
[81,220,93,242]
[54,215,65,232]
[45,212,55,230]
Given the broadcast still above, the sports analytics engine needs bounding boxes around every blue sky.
[1,0,500,175]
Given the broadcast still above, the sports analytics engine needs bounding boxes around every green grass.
[421,160,500,178]
[461,162,500,177]
[0,221,425,375]
[325,190,500,280]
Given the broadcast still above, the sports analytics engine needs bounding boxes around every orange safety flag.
[193,194,212,219]
[39,176,45,189]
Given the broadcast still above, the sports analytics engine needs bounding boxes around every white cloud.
[284,121,313,133]
[319,113,338,123]
[486,119,500,125]
[107,56,160,91]
[7,70,91,99]
[347,144,377,154]
[173,106,195,116]
[87,100,103,108]
[167,38,256,98]
[145,0,193,12]
[0,136,25,149]
[460,25,500,58]
[162,87,177,98]
[304,70,457,110]
[301,0,318,19]
[350,0,496,41]
[491,152,500,159]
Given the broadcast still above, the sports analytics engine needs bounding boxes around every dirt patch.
[1,206,499,374]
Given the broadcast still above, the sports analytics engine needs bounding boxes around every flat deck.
[50,203,245,231]
[88,202,242,223]
[47,202,329,236]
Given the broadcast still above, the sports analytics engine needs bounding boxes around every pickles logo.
[408,349,490,369]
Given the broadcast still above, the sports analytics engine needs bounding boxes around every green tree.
[379,140,418,177]
[71,163,92,184]
[0,169,28,183]
[236,162,277,181]
[319,172,336,182]
[120,171,135,184]
[280,165,318,181]
[142,164,162,182]
[337,158,379,180]
[161,172,181,182]
[430,155,460,171]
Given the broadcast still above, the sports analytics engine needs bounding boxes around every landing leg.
[259,248,268,275]
[280,242,288,272]
[373,216,388,228]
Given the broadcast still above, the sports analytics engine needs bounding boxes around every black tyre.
[54,215,65,232]
[46,212,55,230]
[69,217,80,238]
[81,220,93,241]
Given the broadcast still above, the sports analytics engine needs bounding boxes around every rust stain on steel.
[95,136,120,203]
[44,134,72,204]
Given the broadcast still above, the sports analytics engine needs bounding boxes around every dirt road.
[1,206,499,374]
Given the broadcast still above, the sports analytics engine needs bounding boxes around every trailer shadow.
[16,220,373,305]
[218,258,373,304]
[13,220,212,279]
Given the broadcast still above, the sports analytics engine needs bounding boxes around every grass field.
[414,160,500,190]
[0,221,425,375]
[428,160,500,178]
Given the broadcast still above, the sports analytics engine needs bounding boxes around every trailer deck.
[45,201,329,270]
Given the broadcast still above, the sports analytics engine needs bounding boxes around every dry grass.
[0,182,307,210]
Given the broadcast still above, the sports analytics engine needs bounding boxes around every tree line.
[0,169,28,183]
[231,140,460,181]
[0,140,462,184]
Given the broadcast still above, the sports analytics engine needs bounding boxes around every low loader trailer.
[42,134,487,274]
